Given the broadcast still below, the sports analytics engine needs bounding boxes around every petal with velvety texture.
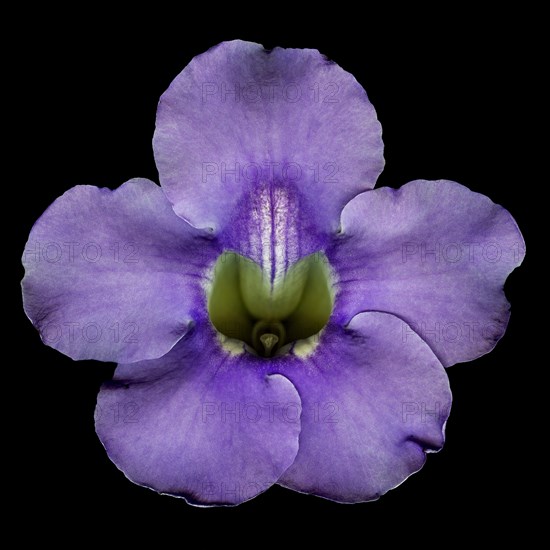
[22,178,216,363]
[270,311,451,503]
[154,40,383,234]
[330,179,525,367]
[95,322,301,506]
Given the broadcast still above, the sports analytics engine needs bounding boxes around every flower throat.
[208,252,333,357]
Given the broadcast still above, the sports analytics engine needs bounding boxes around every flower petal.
[95,323,301,506]
[22,178,216,363]
[153,40,383,233]
[272,312,451,503]
[330,179,525,367]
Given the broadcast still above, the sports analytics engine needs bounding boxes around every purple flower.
[21,40,525,506]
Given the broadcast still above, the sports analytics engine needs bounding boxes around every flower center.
[207,251,334,357]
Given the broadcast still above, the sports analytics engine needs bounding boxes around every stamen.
[259,333,279,357]
[252,319,286,356]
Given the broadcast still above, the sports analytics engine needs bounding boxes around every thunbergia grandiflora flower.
[22,40,525,506]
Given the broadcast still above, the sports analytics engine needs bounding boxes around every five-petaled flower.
[22,40,525,506]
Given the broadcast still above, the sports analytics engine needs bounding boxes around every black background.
[12,12,536,541]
